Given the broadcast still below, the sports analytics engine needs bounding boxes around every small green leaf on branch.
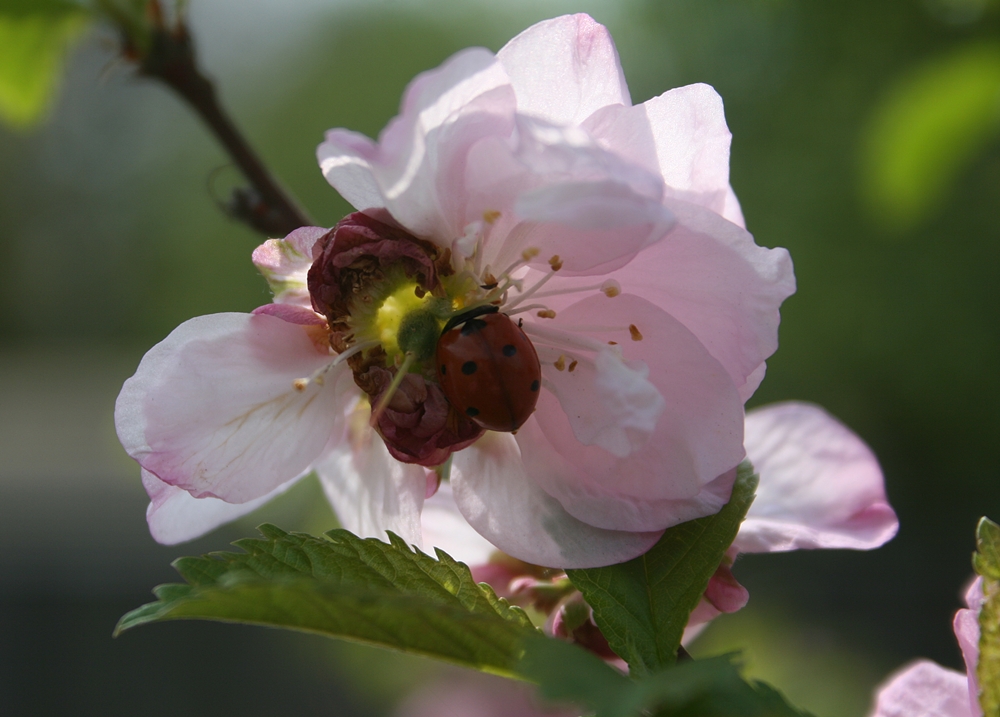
[117,526,537,677]
[566,461,758,676]
[974,516,1000,716]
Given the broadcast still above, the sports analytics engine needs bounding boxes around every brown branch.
[127,3,313,237]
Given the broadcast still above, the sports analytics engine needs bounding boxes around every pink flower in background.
[116,14,796,568]
[394,670,576,717]
[869,579,982,717]
[688,401,899,628]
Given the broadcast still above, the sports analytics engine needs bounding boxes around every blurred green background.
[1,0,999,714]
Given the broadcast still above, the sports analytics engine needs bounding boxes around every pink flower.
[869,579,983,717]
[116,14,795,568]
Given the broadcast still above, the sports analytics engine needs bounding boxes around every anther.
[554,355,566,371]
[293,378,309,392]
[537,309,556,319]
[548,255,563,271]
[608,341,618,345]
[601,279,621,298]
[483,210,501,224]
[568,360,578,372]
[629,324,643,341]
[522,247,540,261]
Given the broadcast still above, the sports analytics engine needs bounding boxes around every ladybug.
[436,305,542,432]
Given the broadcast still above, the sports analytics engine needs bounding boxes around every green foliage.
[0,1,89,128]
[522,634,812,717]
[116,525,537,677]
[567,461,758,676]
[118,522,815,716]
[974,517,1000,716]
[861,43,1000,231]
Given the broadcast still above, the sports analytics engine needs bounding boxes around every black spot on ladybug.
[502,344,516,357]
[466,406,480,417]
[462,361,478,375]
[440,364,446,374]
[530,379,539,392]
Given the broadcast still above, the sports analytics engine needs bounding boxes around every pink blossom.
[116,15,795,568]
[869,579,983,717]
[687,401,899,628]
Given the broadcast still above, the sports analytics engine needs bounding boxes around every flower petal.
[319,48,515,240]
[451,432,661,568]
[251,226,330,306]
[607,198,794,401]
[955,577,983,713]
[869,660,973,717]
[116,312,348,503]
[142,468,301,545]
[316,128,386,213]
[585,84,741,222]
[421,480,498,566]
[734,402,899,553]
[531,342,664,459]
[313,399,426,548]
[515,293,745,532]
[497,14,631,126]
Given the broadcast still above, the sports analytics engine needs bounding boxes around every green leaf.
[974,517,1000,716]
[521,634,812,717]
[116,525,537,677]
[861,43,1000,231]
[0,3,89,129]
[567,461,758,676]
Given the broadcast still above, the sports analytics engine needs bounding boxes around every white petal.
[142,468,301,545]
[314,404,425,548]
[533,343,664,458]
[319,48,514,241]
[498,14,631,125]
[608,198,795,401]
[421,481,498,566]
[451,432,661,569]
[735,402,899,553]
[869,660,974,717]
[586,84,738,219]
[116,312,348,503]
[518,293,745,528]
[251,226,329,306]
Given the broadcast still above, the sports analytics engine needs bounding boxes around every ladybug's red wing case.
[436,312,541,432]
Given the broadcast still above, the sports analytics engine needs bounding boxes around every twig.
[121,1,313,236]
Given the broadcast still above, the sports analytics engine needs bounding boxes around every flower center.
[370,283,442,364]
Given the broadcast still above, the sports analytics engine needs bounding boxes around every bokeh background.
[2,0,999,714]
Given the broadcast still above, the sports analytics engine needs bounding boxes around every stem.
[132,4,313,236]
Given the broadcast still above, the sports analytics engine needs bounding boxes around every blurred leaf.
[975,517,1000,580]
[522,634,811,717]
[861,43,1000,231]
[0,2,89,129]
[566,462,758,677]
[974,517,1000,716]
[116,525,537,676]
